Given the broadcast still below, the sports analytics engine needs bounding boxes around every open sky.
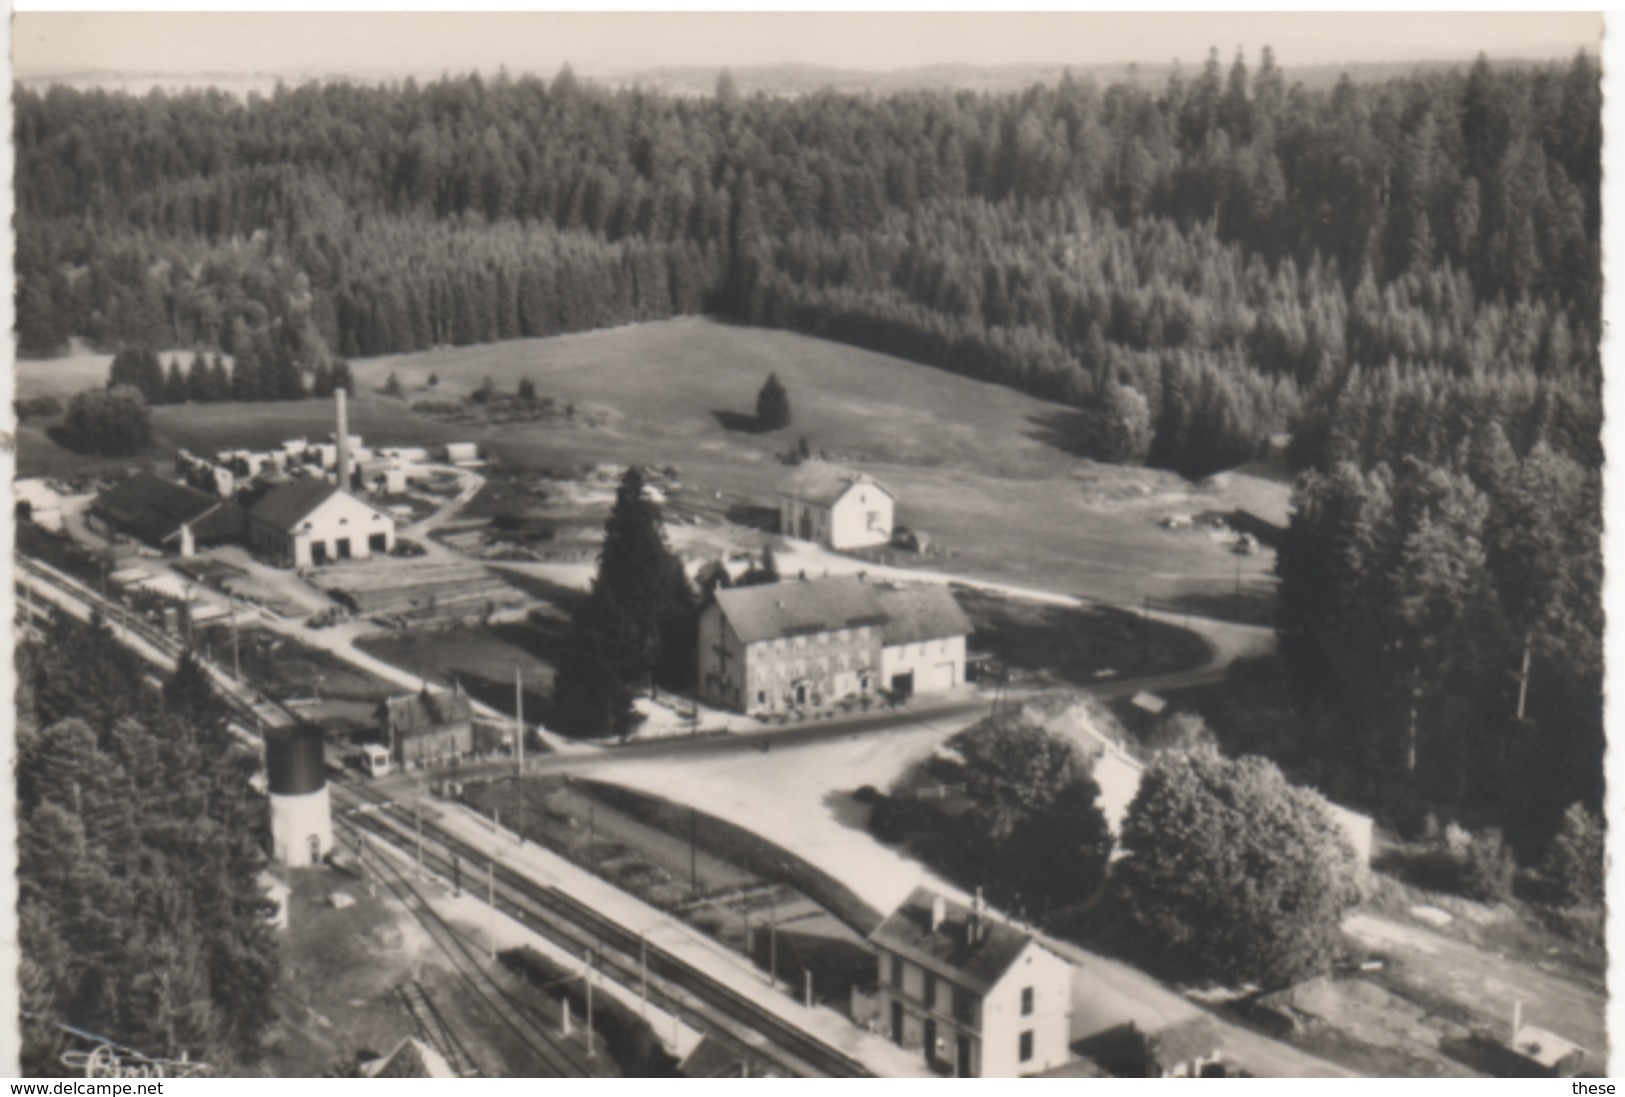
[13,11,1602,81]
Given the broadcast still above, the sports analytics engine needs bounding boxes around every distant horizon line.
[14,47,1591,86]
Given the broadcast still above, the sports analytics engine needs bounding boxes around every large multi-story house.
[776,461,895,550]
[868,887,1074,1077]
[696,574,970,715]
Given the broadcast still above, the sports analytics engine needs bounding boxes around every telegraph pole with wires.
[516,665,526,836]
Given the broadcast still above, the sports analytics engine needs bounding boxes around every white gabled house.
[247,480,396,568]
[776,461,895,550]
[867,887,1074,1077]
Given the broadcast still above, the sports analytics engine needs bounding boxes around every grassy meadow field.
[18,317,1283,611]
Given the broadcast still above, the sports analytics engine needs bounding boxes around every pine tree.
[554,466,693,736]
[164,359,188,404]
[230,339,261,402]
[755,372,791,431]
[108,347,165,404]
[208,354,230,401]
[186,350,211,403]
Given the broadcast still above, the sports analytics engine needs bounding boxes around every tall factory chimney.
[335,387,351,491]
[265,724,333,867]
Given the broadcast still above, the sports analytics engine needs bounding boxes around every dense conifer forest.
[15,49,1603,846]
[16,617,279,1075]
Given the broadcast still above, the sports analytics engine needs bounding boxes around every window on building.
[1021,987,1034,1016]
[923,971,937,1009]
[891,955,904,990]
[868,510,881,529]
[1019,1031,1033,1062]
[757,691,766,705]
[952,987,977,1026]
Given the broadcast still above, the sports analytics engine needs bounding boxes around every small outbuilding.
[377,684,475,767]
[776,461,895,550]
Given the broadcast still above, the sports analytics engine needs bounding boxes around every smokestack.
[335,387,350,491]
[969,886,985,945]
[930,894,947,934]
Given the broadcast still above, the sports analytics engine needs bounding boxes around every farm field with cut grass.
[19,317,1285,613]
[354,317,1283,612]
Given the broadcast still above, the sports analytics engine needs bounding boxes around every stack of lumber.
[310,560,526,624]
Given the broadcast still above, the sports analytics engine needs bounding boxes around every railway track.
[334,813,602,1078]
[19,550,873,1078]
[334,780,873,1078]
[397,980,481,1078]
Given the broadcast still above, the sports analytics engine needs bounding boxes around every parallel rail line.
[18,549,872,1078]
[336,780,871,1078]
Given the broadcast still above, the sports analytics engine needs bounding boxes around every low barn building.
[875,585,972,696]
[247,480,396,567]
[89,471,244,556]
[776,462,895,550]
[868,887,1073,1077]
[697,574,970,716]
[378,685,475,767]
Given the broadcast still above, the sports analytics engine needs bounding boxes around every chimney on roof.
[930,893,947,934]
[967,886,985,946]
[335,388,351,492]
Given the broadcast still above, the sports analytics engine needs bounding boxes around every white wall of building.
[828,484,894,549]
[977,943,1073,1078]
[270,787,333,866]
[881,634,966,695]
[253,490,396,568]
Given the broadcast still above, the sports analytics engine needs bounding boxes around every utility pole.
[639,931,649,1019]
[689,807,698,895]
[1515,632,1532,720]
[229,592,240,681]
[584,950,596,1058]
[414,791,423,880]
[768,892,778,989]
[516,665,525,837]
[488,860,496,961]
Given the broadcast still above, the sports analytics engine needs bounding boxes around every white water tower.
[266,724,333,867]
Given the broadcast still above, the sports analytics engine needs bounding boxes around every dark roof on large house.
[712,575,971,647]
[774,461,892,507]
[248,479,341,531]
[712,575,887,645]
[93,471,241,547]
[876,585,973,645]
[869,886,1039,996]
[379,686,475,738]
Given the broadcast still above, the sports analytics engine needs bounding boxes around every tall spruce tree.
[554,466,695,737]
[755,372,791,431]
